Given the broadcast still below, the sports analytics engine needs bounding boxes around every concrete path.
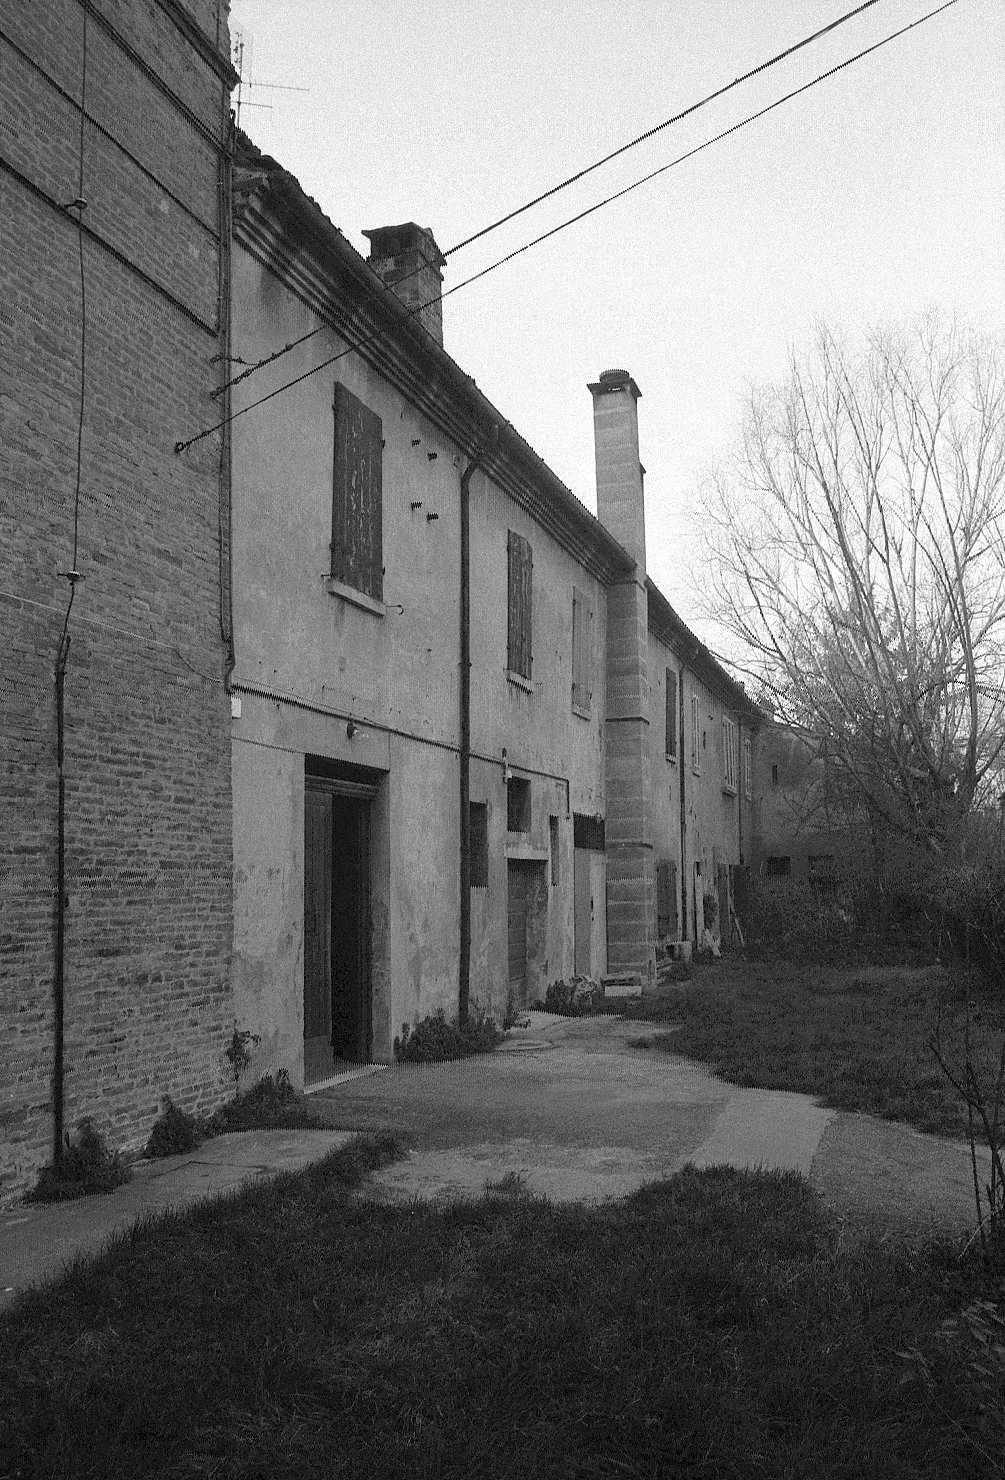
[0,1129,355,1312]
[0,1011,993,1312]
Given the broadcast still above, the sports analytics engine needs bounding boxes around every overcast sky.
[229,0,1003,652]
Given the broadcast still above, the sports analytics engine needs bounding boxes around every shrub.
[26,1120,132,1203]
[210,1069,322,1132]
[145,1098,206,1158]
[393,1006,503,1062]
[540,976,603,1016]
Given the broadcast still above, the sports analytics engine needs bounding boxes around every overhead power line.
[175,0,959,457]
[210,0,886,404]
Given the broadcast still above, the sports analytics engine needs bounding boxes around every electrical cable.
[175,0,959,457]
[211,0,886,403]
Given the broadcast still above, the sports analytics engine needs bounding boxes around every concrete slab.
[688,1089,837,1177]
[0,1129,355,1311]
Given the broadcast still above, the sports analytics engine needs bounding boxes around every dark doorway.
[508,860,546,1007]
[304,774,372,1084]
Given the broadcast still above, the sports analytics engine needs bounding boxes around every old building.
[1,1,237,1200]
[227,138,760,1089]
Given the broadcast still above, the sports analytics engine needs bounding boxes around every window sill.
[665,752,677,765]
[505,839,549,862]
[572,701,592,720]
[326,578,385,617]
[722,784,738,797]
[507,669,534,693]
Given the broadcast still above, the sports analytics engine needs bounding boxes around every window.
[656,858,678,939]
[722,717,737,794]
[506,775,531,833]
[331,382,383,601]
[743,736,753,800]
[665,669,677,760]
[771,763,779,786]
[764,855,791,877]
[507,531,533,679]
[690,693,701,774]
[469,802,488,888]
[809,854,837,897]
[571,587,593,715]
[549,815,559,886]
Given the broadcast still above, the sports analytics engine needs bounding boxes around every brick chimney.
[588,368,655,988]
[362,223,446,348]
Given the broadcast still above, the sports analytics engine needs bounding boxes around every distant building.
[1,3,237,1201]
[750,718,858,888]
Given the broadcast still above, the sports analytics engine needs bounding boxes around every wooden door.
[574,847,592,976]
[304,787,334,1085]
[508,861,530,1005]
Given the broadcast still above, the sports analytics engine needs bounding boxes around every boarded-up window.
[665,670,677,760]
[332,382,383,601]
[656,859,678,939]
[470,802,488,888]
[549,815,559,886]
[571,587,593,714]
[507,531,532,678]
[743,736,753,799]
[691,693,701,774]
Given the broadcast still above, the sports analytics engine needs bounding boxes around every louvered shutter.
[572,586,592,712]
[332,382,383,601]
[507,531,532,678]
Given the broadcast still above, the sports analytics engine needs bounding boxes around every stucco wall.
[229,238,609,1063]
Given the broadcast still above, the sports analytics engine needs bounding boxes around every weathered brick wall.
[0,0,234,1202]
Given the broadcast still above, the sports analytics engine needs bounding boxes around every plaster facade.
[228,140,627,1086]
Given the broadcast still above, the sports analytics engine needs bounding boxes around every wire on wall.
[53,3,90,1167]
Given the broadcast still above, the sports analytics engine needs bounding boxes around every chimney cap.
[588,367,641,400]
[362,222,446,268]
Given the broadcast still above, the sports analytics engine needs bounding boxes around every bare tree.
[703,318,1005,856]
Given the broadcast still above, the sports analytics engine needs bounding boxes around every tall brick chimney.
[589,368,655,988]
[362,223,446,348]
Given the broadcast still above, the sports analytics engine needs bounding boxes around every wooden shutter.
[572,586,592,712]
[665,669,677,758]
[507,531,532,678]
[332,382,383,600]
[469,802,488,888]
[656,859,678,939]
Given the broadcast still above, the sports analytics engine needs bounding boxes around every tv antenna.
[232,29,309,130]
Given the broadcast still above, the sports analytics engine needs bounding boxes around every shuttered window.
[691,693,701,774]
[507,531,532,679]
[571,586,593,714]
[743,736,753,799]
[665,669,677,760]
[332,382,383,601]
[656,858,678,939]
[722,717,738,793]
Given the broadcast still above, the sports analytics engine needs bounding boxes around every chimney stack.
[588,368,646,570]
[588,367,655,988]
[362,223,446,348]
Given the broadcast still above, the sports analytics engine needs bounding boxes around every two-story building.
[227,136,761,1088]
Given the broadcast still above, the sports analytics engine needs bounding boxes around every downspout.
[53,627,70,1164]
[458,425,497,1026]
[678,664,687,943]
[218,102,236,688]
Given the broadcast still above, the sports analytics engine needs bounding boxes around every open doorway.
[304,765,376,1085]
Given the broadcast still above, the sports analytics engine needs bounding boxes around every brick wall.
[0,0,235,1201]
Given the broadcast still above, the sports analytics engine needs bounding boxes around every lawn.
[2,1138,1003,1479]
[627,959,1005,1143]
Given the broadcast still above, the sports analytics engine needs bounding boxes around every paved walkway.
[0,1012,992,1312]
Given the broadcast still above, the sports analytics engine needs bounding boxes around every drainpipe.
[53,625,71,1165]
[678,665,687,943]
[459,425,497,1025]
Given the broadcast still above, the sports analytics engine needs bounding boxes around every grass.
[625,958,1005,1142]
[2,1149,1003,1478]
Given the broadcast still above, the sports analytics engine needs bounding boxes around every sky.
[228,0,1004,654]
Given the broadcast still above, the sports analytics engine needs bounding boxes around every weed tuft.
[26,1120,132,1203]
[393,1006,503,1062]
